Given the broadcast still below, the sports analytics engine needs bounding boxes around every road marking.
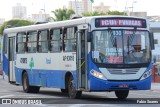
[130,92,158,97]
[0,94,14,98]
[34,104,57,107]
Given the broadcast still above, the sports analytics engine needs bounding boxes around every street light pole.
[132,0,137,12]
[75,0,78,16]
[41,3,46,22]
[124,1,128,15]
[40,9,46,22]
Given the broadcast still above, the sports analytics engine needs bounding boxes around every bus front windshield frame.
[92,29,151,65]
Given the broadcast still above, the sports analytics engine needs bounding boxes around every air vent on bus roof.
[71,16,82,19]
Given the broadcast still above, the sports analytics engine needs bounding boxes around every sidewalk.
[0,74,8,81]
[151,83,160,90]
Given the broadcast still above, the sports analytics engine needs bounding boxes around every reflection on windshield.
[92,30,151,64]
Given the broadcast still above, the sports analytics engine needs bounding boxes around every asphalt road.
[0,75,160,107]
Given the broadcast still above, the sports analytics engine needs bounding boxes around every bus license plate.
[119,84,129,88]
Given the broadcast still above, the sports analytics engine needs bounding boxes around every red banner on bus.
[106,56,123,64]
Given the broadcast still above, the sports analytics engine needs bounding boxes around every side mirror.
[150,32,155,50]
[87,32,91,42]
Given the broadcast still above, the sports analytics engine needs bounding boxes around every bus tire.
[22,72,40,93]
[61,89,68,94]
[32,86,40,93]
[115,90,129,99]
[68,75,82,99]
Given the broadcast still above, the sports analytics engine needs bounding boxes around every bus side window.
[38,30,49,53]
[3,34,8,54]
[50,29,61,52]
[17,32,26,53]
[64,27,77,52]
[27,31,37,53]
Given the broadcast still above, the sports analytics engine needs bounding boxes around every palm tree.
[82,11,106,16]
[52,8,75,21]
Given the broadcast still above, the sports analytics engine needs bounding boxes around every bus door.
[8,37,16,83]
[77,25,89,90]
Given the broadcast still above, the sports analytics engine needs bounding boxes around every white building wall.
[12,3,27,19]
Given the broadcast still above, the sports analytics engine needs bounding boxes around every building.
[129,12,147,18]
[31,11,50,22]
[12,3,27,19]
[68,0,92,15]
[147,16,160,22]
[93,2,110,13]
[82,0,92,13]
[69,0,82,15]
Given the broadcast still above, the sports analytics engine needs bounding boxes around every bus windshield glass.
[92,29,151,64]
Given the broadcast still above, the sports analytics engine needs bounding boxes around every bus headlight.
[90,69,106,80]
[140,69,152,80]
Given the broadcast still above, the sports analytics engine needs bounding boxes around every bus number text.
[63,56,74,61]
[20,58,27,64]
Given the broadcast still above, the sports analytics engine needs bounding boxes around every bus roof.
[3,15,147,34]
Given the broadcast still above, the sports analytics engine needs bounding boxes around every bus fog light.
[98,74,103,78]
[90,69,106,80]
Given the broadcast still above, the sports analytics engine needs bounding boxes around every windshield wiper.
[127,36,130,55]
[114,37,118,56]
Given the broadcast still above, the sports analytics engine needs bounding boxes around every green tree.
[52,8,75,21]
[82,10,127,16]
[0,19,34,35]
[82,11,106,16]
[108,11,127,15]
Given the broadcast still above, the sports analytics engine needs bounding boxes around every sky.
[0,0,160,20]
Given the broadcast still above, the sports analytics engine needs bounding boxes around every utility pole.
[75,0,78,16]
[132,0,137,12]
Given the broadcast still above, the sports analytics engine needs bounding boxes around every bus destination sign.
[95,18,147,28]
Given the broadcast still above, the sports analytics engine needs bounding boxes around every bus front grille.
[108,68,140,75]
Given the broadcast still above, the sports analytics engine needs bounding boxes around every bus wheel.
[22,72,40,93]
[115,90,129,99]
[61,89,68,94]
[68,75,82,99]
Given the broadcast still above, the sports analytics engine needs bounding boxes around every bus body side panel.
[87,53,152,91]
[15,52,77,89]
[15,67,77,89]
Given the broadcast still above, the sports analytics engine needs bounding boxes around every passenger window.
[27,31,37,53]
[17,32,26,53]
[64,27,77,52]
[4,34,8,54]
[50,29,62,52]
[38,30,49,53]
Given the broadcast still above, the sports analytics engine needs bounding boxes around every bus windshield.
[92,29,151,64]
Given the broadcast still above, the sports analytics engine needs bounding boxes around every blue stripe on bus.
[3,54,9,76]
[15,67,77,89]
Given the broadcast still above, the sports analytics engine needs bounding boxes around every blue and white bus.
[1,16,155,99]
